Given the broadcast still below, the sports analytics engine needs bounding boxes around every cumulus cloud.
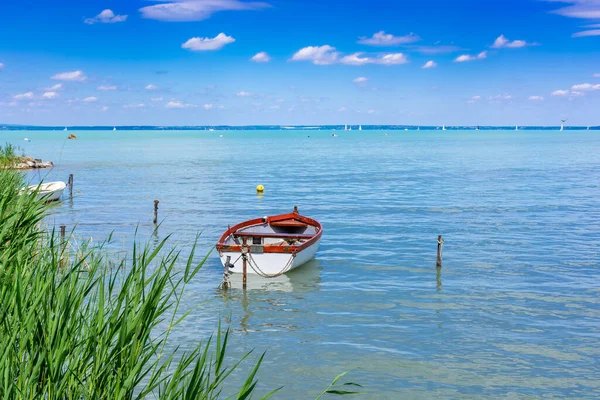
[251,52,271,62]
[422,60,437,69]
[84,9,128,24]
[491,34,532,48]
[45,83,63,91]
[237,91,253,97]
[139,0,270,21]
[357,31,420,46]
[83,96,98,102]
[165,100,197,108]
[42,92,59,99]
[572,29,600,37]
[145,84,159,90]
[291,45,408,66]
[454,51,487,62]
[98,84,117,91]
[529,95,545,101]
[203,103,213,110]
[100,106,109,111]
[572,83,600,90]
[14,92,35,100]
[51,70,87,81]
[489,94,512,100]
[552,89,584,97]
[291,45,339,65]
[123,103,145,108]
[353,77,368,84]
[182,33,235,51]
[545,0,600,19]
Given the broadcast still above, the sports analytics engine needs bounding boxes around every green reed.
[0,142,23,167]
[0,170,360,399]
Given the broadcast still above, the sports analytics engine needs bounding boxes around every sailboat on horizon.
[359,125,362,131]
[560,119,567,131]
[442,125,447,131]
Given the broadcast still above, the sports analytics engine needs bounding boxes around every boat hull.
[220,238,320,275]
[28,182,67,202]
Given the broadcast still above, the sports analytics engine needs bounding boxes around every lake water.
[5,129,600,398]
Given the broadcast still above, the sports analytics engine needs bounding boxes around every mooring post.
[242,237,248,290]
[153,200,159,224]
[68,174,73,197]
[436,235,444,268]
[60,225,66,267]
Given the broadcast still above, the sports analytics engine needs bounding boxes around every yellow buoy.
[256,184,264,193]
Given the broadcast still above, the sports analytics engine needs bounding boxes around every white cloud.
[51,70,87,82]
[237,91,253,97]
[100,106,109,111]
[145,84,159,90]
[368,109,376,114]
[529,95,545,101]
[42,92,59,99]
[551,89,584,97]
[338,106,347,112]
[123,103,145,108]
[139,0,269,22]
[545,0,600,19]
[14,92,34,100]
[251,52,271,62]
[98,84,117,91]
[491,34,532,48]
[353,76,368,84]
[572,29,600,37]
[182,33,235,51]
[203,103,213,110]
[83,96,98,102]
[84,9,127,24]
[454,51,487,62]
[422,60,437,69]
[489,94,512,100]
[340,52,408,65]
[45,83,63,91]
[357,31,420,46]
[552,89,570,96]
[472,95,482,100]
[291,45,339,65]
[165,100,197,108]
[571,83,600,90]
[151,97,164,101]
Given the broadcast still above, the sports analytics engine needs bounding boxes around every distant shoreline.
[1,125,598,131]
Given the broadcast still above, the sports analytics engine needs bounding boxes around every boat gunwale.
[216,211,322,254]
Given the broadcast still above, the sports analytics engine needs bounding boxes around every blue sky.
[1,0,599,126]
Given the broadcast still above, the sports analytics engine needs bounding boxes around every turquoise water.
[5,130,600,398]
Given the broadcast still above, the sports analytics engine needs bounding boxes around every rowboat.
[28,181,67,202]
[216,207,322,277]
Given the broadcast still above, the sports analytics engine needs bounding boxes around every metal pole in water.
[436,235,444,268]
[242,237,248,290]
[68,174,73,197]
[153,200,159,224]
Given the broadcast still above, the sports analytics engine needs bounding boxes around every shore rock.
[10,158,54,169]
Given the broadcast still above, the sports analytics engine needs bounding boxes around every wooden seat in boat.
[233,231,314,240]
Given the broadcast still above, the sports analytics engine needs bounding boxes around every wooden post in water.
[242,237,248,290]
[68,174,73,197]
[60,225,66,267]
[436,235,444,268]
[153,200,159,224]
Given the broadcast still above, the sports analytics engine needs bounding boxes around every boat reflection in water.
[219,259,322,333]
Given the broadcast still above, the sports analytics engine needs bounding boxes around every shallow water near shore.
[4,129,600,398]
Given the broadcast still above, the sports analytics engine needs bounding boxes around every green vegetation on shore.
[0,170,360,399]
[0,142,23,167]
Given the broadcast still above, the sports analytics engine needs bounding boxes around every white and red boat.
[216,207,322,277]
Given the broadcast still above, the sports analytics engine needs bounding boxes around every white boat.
[64,127,67,131]
[27,181,67,202]
[113,127,117,131]
[561,119,567,131]
[24,138,31,142]
[359,125,362,131]
[515,125,519,131]
[344,124,348,131]
[442,125,447,131]
[216,207,322,276]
